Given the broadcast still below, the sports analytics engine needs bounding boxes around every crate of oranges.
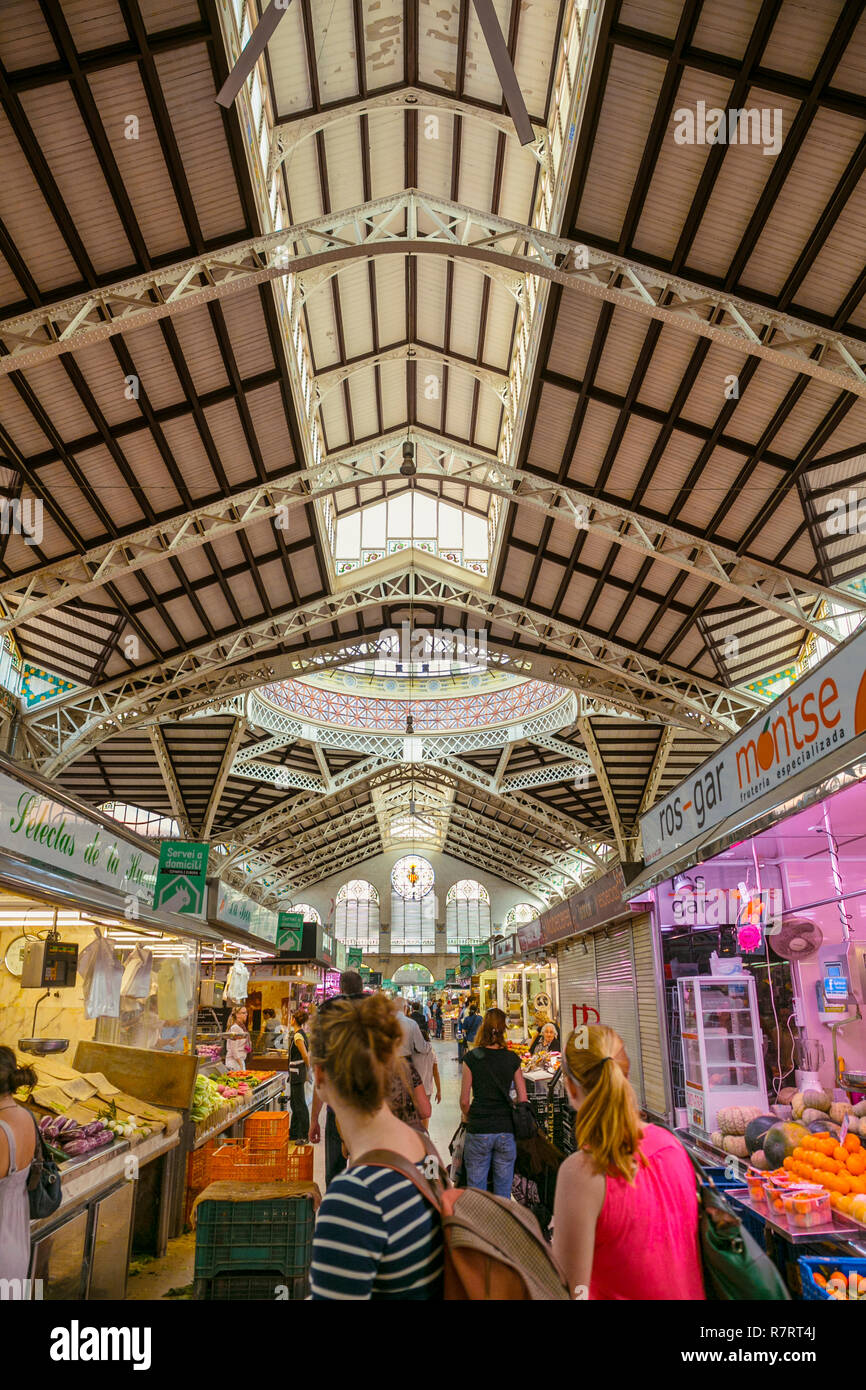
[783,1130,866,1226]
[799,1256,866,1301]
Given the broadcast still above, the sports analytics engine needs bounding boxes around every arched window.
[503,903,538,930]
[445,879,491,947]
[335,880,380,951]
[390,855,435,954]
[288,903,321,926]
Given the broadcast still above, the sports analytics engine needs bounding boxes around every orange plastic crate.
[286,1145,313,1182]
[244,1112,290,1145]
[211,1140,290,1182]
[187,1140,215,1190]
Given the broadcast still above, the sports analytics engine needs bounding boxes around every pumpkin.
[744,1114,778,1155]
[830,1102,853,1125]
[778,1086,797,1104]
[722,1135,749,1158]
[771,1103,793,1120]
[763,1121,810,1168]
[791,1092,805,1119]
[717,1105,762,1136]
[802,1089,833,1113]
[853,1100,866,1119]
[749,1148,770,1170]
[710,1130,724,1150]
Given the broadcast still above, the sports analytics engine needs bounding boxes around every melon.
[744,1113,778,1155]
[763,1121,810,1168]
[806,1119,836,1135]
[777,1086,797,1104]
[722,1135,749,1158]
[771,1103,793,1121]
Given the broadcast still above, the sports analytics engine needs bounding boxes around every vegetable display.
[39,1112,115,1157]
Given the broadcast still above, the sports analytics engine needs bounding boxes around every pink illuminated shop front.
[628,621,866,1149]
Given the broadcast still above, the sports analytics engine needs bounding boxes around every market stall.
[626,625,866,1291]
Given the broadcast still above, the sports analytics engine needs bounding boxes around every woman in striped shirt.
[309,992,444,1300]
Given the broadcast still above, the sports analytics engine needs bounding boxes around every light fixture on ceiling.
[400,439,416,478]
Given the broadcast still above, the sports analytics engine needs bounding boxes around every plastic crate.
[211,1139,290,1182]
[244,1112,290,1145]
[799,1256,866,1301]
[194,1192,315,1280]
[195,1269,308,1300]
[187,1140,215,1190]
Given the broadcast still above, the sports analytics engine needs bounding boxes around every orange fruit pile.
[784,1132,866,1216]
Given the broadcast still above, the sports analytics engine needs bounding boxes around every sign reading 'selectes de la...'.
[0,771,160,905]
[641,625,866,866]
[154,841,209,915]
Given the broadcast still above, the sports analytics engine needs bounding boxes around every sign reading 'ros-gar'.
[642,623,866,865]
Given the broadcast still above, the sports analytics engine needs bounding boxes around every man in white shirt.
[392,995,431,1064]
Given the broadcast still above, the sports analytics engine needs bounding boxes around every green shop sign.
[277,912,305,950]
[153,840,209,915]
[347,947,363,968]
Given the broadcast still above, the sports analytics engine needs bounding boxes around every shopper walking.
[309,994,444,1299]
[463,1003,482,1049]
[287,1008,311,1142]
[309,970,365,1185]
[459,1007,526,1198]
[225,1005,251,1070]
[410,1007,442,1113]
[434,1001,443,1040]
[0,1047,37,1282]
[551,1024,704,1300]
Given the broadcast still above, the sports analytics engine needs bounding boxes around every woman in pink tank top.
[552,1024,705,1301]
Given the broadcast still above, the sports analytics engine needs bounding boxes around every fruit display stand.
[177,1070,286,1235]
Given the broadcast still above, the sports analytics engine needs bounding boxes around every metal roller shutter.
[555,935,598,1037]
[595,924,644,1107]
[631,913,669,1119]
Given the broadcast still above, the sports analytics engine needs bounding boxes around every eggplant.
[45,1116,69,1140]
[82,1120,107,1137]
[38,1115,54,1133]
[61,1138,91,1156]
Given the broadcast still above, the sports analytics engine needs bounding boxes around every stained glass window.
[335,881,380,950]
[503,903,538,929]
[289,903,322,926]
[446,879,491,947]
[391,855,435,900]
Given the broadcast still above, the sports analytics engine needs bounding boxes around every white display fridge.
[677,975,767,1135]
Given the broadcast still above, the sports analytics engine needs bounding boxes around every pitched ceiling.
[1,0,866,903]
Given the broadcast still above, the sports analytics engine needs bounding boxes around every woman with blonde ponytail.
[552,1025,704,1300]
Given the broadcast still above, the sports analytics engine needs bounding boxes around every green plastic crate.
[195,1269,308,1300]
[194,1192,314,1282]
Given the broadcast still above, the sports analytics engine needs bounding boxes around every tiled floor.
[127,1037,465,1300]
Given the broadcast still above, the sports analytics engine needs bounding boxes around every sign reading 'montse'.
[641,625,866,866]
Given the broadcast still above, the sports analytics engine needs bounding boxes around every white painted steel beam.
[199,715,247,839]
[147,725,193,839]
[0,428,858,643]
[3,193,866,398]
[21,565,762,776]
[577,716,627,862]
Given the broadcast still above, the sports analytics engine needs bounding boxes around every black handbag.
[482,1051,539,1140]
[25,1112,62,1220]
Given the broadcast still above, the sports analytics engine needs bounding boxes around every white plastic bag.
[78,929,123,1019]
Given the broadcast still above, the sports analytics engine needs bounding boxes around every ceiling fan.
[217,0,535,147]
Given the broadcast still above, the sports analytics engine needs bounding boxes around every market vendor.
[528,1021,561,1056]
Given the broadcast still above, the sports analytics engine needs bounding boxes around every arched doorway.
[392,962,435,1004]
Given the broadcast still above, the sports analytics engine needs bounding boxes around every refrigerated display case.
[677,974,768,1135]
